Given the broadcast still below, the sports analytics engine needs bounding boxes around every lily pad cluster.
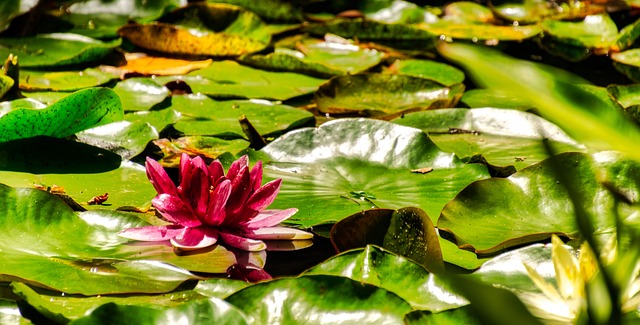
[1,0,640,324]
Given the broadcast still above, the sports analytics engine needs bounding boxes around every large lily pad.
[540,13,617,53]
[171,94,314,138]
[307,245,466,312]
[420,22,542,41]
[70,298,248,325]
[0,33,120,68]
[12,282,209,324]
[119,3,271,56]
[438,151,640,256]
[0,184,235,295]
[261,118,489,227]
[241,35,384,78]
[113,78,170,112]
[19,68,116,91]
[314,74,464,119]
[225,274,412,324]
[385,59,465,87]
[393,108,584,169]
[76,121,159,159]
[0,88,123,142]
[361,0,438,24]
[206,0,303,23]
[155,61,326,100]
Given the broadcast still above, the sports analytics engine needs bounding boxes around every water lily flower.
[120,154,312,251]
[518,235,596,324]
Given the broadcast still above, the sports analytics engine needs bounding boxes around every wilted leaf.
[114,53,212,76]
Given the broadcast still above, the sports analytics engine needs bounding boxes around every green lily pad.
[205,0,303,23]
[56,0,184,39]
[225,274,412,324]
[471,243,554,293]
[155,61,326,100]
[608,84,640,124]
[194,278,251,299]
[171,94,314,138]
[442,1,495,23]
[22,91,69,105]
[314,74,464,119]
[303,18,437,50]
[119,3,271,57]
[0,0,38,32]
[385,59,465,87]
[12,282,209,324]
[261,118,489,227]
[76,121,159,159]
[0,154,156,210]
[20,68,116,91]
[240,37,384,78]
[307,245,466,311]
[420,22,542,41]
[439,43,640,160]
[70,298,248,325]
[0,88,123,142]
[0,33,121,68]
[541,13,617,52]
[437,152,640,256]
[361,0,438,24]
[393,108,584,169]
[113,78,170,112]
[612,49,640,82]
[0,184,235,295]
[124,109,181,133]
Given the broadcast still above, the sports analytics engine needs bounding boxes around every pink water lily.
[120,154,311,251]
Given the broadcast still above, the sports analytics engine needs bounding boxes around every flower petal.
[179,158,210,219]
[119,225,185,241]
[145,157,178,196]
[249,160,263,192]
[204,179,232,226]
[179,153,194,185]
[227,155,249,182]
[243,226,313,240]
[226,166,251,216]
[246,179,282,211]
[219,231,266,251]
[170,227,219,250]
[152,194,201,227]
[208,159,225,186]
[245,208,298,228]
[227,264,272,282]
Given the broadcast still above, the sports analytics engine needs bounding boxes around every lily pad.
[612,49,640,82]
[0,157,156,210]
[261,118,489,227]
[12,282,209,324]
[113,78,170,112]
[460,88,536,110]
[240,36,384,78]
[541,13,617,53]
[76,121,159,159]
[0,88,123,142]
[225,274,412,324]
[0,184,235,295]
[361,0,438,24]
[608,84,640,124]
[405,306,481,325]
[385,59,465,87]
[20,68,116,91]
[307,245,466,311]
[119,3,271,56]
[420,22,542,41]
[437,152,640,256]
[124,109,181,133]
[303,18,437,50]
[70,298,248,325]
[314,74,464,119]
[155,61,326,100]
[206,0,304,23]
[171,94,314,138]
[0,33,121,68]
